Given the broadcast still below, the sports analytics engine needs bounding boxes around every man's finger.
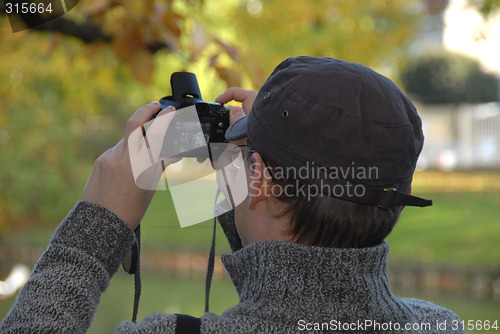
[127,107,176,191]
[229,106,246,125]
[216,88,256,114]
[125,101,162,138]
[144,106,176,159]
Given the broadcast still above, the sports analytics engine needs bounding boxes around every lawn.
[387,190,500,266]
[386,171,500,267]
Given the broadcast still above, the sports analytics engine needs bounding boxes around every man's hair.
[246,140,402,249]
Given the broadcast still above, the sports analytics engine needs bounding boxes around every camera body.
[158,72,230,158]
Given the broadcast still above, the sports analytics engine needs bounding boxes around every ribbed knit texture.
[218,241,463,333]
[0,202,464,333]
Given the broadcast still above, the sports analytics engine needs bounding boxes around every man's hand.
[216,87,257,125]
[82,102,175,230]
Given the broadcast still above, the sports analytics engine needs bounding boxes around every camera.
[158,72,230,158]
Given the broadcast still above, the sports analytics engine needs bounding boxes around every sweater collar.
[221,241,394,312]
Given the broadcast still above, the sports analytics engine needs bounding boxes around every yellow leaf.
[80,0,112,14]
[111,19,144,62]
[214,38,239,61]
[161,11,183,38]
[215,66,241,88]
[241,57,266,88]
[189,21,209,61]
[125,0,155,17]
[130,49,155,84]
[84,42,104,59]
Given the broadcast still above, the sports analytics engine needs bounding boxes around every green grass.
[386,191,500,267]
[137,189,234,254]
[140,187,500,268]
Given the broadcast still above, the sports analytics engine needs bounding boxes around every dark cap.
[225,56,431,208]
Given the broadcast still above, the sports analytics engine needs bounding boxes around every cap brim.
[225,116,248,141]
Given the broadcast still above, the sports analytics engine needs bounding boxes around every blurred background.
[0,0,499,332]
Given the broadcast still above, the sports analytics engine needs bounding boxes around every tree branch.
[31,16,111,43]
[1,12,171,53]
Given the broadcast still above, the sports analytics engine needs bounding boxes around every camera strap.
[204,188,222,313]
[204,215,217,313]
[123,184,222,324]
[121,225,142,323]
[132,225,141,323]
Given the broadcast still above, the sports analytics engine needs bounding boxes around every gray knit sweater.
[0,201,464,333]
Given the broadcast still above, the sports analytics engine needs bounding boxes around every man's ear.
[247,153,272,210]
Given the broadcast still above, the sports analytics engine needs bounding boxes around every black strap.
[175,314,201,334]
[377,188,432,209]
[132,226,141,323]
[354,186,432,209]
[204,216,217,313]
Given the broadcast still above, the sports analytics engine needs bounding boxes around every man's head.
[225,56,432,248]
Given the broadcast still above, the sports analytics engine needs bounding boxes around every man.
[0,57,464,333]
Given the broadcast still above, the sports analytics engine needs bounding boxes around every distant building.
[408,0,500,170]
[443,0,500,76]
